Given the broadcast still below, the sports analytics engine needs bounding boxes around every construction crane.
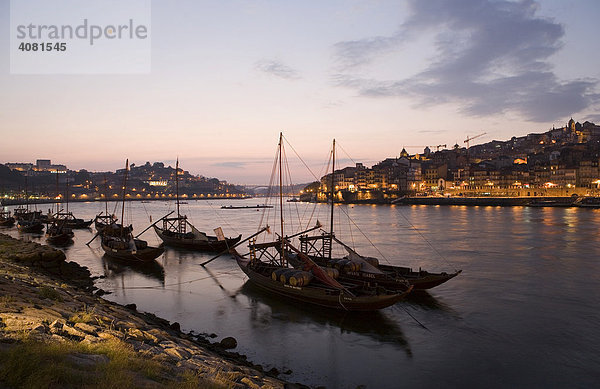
[464,133,487,149]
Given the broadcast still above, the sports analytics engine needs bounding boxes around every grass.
[0,295,14,308]
[69,306,95,324]
[37,286,63,302]
[0,339,231,389]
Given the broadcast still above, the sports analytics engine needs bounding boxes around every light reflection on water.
[2,200,600,388]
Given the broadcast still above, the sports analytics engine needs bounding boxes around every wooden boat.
[229,134,411,311]
[94,213,118,233]
[153,158,242,252]
[296,139,461,291]
[101,233,164,262]
[98,160,164,263]
[15,173,44,233]
[13,208,42,221]
[45,219,74,246]
[232,245,410,311]
[297,233,461,290]
[154,218,241,251]
[49,211,93,228]
[221,205,273,209]
[0,210,15,227]
[17,217,44,233]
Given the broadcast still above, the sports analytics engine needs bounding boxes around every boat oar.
[200,226,269,267]
[134,211,174,238]
[86,231,100,246]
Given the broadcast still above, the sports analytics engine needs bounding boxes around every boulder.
[220,336,238,349]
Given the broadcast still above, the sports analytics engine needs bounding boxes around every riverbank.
[300,195,600,207]
[1,196,251,207]
[0,233,302,389]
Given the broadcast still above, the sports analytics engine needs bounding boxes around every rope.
[206,201,240,236]
[336,205,392,264]
[396,207,458,272]
[397,305,431,332]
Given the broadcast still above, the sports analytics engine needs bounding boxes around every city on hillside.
[3,117,600,205]
[301,118,600,202]
[0,160,248,203]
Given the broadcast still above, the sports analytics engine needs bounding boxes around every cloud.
[332,0,599,122]
[255,59,300,80]
[210,161,248,169]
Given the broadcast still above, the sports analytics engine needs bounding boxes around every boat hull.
[0,217,15,227]
[17,221,44,233]
[305,255,460,290]
[46,232,74,246]
[234,253,409,311]
[154,226,241,252]
[101,240,164,262]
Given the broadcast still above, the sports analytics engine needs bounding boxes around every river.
[3,199,600,388]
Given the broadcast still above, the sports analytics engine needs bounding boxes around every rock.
[240,377,262,389]
[30,324,47,334]
[63,324,87,339]
[209,333,218,338]
[169,321,181,332]
[49,319,65,332]
[164,347,191,360]
[66,353,109,368]
[124,303,137,311]
[267,367,280,376]
[74,322,99,336]
[220,336,238,349]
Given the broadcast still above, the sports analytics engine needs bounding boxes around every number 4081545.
[18,42,66,52]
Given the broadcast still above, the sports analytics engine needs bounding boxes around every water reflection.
[101,255,165,285]
[406,290,455,314]
[238,281,412,357]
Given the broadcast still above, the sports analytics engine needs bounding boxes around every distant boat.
[94,175,119,233]
[98,159,164,263]
[153,158,242,252]
[45,219,74,246]
[574,197,600,208]
[44,176,93,228]
[527,198,574,207]
[0,210,15,227]
[16,173,44,233]
[221,205,273,209]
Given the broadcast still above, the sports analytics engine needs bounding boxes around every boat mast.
[55,171,59,214]
[176,158,180,218]
[24,172,28,211]
[329,139,335,259]
[103,174,108,216]
[66,178,69,214]
[279,133,285,266]
[120,159,128,235]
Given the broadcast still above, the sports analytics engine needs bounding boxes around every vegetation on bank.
[0,338,228,389]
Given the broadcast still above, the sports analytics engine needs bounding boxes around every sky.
[1,0,599,184]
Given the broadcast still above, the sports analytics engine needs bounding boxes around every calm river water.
[3,199,600,388]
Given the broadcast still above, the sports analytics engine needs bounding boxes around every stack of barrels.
[326,258,362,273]
[272,268,313,286]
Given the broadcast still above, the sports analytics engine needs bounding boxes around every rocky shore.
[0,233,304,388]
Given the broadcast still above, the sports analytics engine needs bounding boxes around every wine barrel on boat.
[272,268,289,282]
[330,259,361,272]
[279,269,300,284]
[322,267,340,279]
[288,271,312,286]
[362,256,379,267]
